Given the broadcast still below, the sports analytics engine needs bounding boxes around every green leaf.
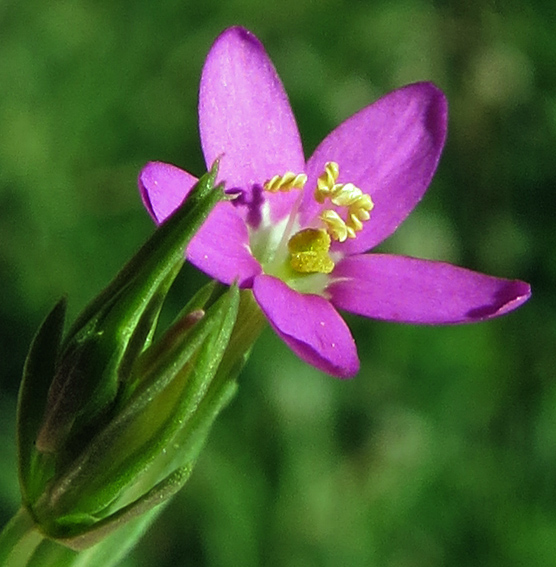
[34,163,225,458]
[17,298,66,506]
[144,289,265,480]
[63,161,222,347]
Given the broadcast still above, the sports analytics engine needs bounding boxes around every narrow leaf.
[63,161,222,348]
[17,298,66,505]
[35,164,225,458]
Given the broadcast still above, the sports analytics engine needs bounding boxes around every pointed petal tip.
[279,328,360,379]
[329,255,531,325]
[286,333,360,379]
[384,81,449,162]
[466,279,531,320]
[138,161,161,220]
[332,356,360,379]
[292,337,360,380]
[413,81,449,147]
[214,26,260,46]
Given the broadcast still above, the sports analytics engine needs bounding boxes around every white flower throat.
[254,162,373,282]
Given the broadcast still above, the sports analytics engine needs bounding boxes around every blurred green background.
[1,0,554,565]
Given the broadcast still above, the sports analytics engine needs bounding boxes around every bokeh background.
[1,1,554,565]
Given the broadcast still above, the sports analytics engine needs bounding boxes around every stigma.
[288,228,334,274]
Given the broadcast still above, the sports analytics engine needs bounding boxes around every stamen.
[348,212,363,232]
[264,172,307,192]
[314,162,373,242]
[257,163,372,283]
[315,162,340,203]
[320,210,356,242]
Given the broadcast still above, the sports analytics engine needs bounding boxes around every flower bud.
[16,163,243,548]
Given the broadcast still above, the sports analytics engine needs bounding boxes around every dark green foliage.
[0,1,553,566]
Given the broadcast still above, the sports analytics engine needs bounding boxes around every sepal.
[58,466,195,551]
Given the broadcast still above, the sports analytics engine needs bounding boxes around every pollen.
[264,172,307,192]
[288,228,335,274]
[314,161,373,242]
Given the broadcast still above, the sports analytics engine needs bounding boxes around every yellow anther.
[288,228,335,274]
[348,213,363,232]
[314,162,374,242]
[315,162,340,203]
[320,210,356,243]
[264,172,307,192]
[352,207,371,222]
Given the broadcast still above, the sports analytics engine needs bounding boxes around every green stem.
[0,507,44,567]
[0,506,165,567]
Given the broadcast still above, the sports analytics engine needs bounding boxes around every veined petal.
[139,162,198,223]
[199,27,305,201]
[328,254,531,324]
[253,275,359,378]
[303,83,447,254]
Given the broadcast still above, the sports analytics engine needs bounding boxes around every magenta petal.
[139,162,198,224]
[328,254,531,324]
[187,201,262,287]
[139,162,261,286]
[252,275,359,378]
[303,83,448,254]
[199,27,305,196]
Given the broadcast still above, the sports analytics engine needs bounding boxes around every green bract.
[15,163,244,549]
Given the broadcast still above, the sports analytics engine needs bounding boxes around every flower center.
[261,161,373,278]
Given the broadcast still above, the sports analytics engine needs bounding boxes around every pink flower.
[139,27,531,378]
